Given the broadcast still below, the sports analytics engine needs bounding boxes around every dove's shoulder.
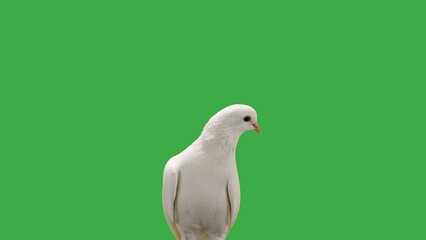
[164,150,191,172]
[164,155,181,173]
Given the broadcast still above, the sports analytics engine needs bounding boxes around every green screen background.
[1,1,425,239]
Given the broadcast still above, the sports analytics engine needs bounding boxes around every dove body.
[162,104,261,240]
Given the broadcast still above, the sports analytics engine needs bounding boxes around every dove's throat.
[198,129,241,155]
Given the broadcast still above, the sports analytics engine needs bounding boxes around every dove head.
[201,104,261,140]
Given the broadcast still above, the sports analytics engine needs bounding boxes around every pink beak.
[253,123,262,134]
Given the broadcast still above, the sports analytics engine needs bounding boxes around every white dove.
[162,104,261,240]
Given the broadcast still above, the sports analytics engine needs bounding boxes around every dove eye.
[243,116,251,122]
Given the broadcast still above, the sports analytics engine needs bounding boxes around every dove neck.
[198,129,241,155]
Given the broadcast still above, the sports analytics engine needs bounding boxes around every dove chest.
[174,157,235,232]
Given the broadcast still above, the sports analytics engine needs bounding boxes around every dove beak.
[253,123,262,134]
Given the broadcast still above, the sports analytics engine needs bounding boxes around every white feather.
[162,104,260,240]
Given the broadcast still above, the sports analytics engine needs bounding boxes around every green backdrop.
[1,0,425,239]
